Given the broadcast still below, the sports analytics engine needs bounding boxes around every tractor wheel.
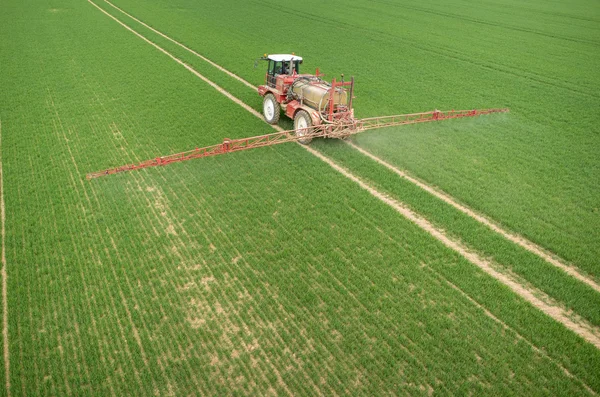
[294,110,313,145]
[263,93,280,125]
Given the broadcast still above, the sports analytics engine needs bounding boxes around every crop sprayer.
[87,54,508,179]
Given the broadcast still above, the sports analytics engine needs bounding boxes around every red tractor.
[257,54,355,144]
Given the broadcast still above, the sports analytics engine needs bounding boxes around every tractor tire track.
[0,118,10,397]
[88,1,258,116]
[102,0,256,91]
[344,198,597,395]
[347,141,600,293]
[303,147,600,350]
[88,0,600,353]
[100,0,596,293]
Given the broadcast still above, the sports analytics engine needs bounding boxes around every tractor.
[257,54,355,144]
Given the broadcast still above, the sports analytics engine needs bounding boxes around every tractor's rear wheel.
[263,93,280,125]
[294,110,313,145]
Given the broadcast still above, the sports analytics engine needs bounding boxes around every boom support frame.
[86,108,508,180]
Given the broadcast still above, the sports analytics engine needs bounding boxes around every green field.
[1,0,599,395]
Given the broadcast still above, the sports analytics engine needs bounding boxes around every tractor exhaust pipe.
[348,76,354,113]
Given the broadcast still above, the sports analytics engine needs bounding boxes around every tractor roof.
[267,54,303,62]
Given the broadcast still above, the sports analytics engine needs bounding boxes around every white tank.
[290,79,348,113]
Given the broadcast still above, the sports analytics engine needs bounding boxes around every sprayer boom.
[86,108,508,180]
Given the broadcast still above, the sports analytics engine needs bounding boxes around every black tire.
[294,110,313,145]
[263,93,280,124]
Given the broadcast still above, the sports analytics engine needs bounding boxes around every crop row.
[0,0,598,395]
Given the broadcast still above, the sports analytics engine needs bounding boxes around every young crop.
[0,0,599,395]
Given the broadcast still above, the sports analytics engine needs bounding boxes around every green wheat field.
[0,0,599,395]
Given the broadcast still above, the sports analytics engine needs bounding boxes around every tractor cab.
[263,54,303,88]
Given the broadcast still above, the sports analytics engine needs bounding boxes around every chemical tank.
[290,78,348,113]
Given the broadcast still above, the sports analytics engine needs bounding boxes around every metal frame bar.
[87,108,509,179]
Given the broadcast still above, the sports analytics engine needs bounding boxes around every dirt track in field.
[306,147,600,350]
[347,142,600,293]
[89,0,600,351]
[103,0,256,91]
[0,118,10,397]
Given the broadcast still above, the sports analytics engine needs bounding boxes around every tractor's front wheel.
[294,110,313,145]
[263,93,280,125]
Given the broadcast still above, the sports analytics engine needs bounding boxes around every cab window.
[269,61,283,75]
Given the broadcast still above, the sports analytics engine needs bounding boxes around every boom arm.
[86,108,508,180]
